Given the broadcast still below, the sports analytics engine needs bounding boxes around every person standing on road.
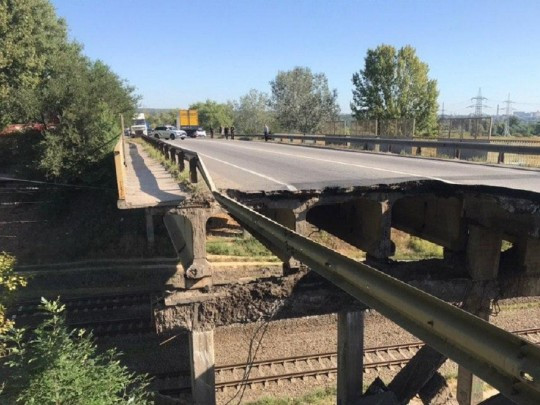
[224,127,229,140]
[210,128,214,139]
[264,124,269,142]
[230,126,235,140]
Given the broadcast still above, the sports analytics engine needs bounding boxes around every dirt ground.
[213,300,540,404]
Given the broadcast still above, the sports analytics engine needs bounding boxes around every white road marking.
[211,142,457,184]
[198,152,298,191]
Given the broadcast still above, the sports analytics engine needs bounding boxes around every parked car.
[151,125,186,140]
[194,127,207,137]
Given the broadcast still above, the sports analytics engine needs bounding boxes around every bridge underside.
[150,180,540,404]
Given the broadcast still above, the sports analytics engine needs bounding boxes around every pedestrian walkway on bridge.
[117,139,186,209]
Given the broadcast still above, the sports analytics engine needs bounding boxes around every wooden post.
[189,329,216,405]
[337,311,364,405]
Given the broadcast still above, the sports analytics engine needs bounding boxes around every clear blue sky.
[51,0,540,115]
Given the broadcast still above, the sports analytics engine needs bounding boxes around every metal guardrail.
[238,133,540,156]
[140,135,540,405]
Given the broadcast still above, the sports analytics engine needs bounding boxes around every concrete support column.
[456,296,490,405]
[306,197,395,262]
[456,225,500,404]
[466,224,502,280]
[145,208,155,249]
[262,200,316,272]
[189,329,216,405]
[337,310,364,405]
[362,199,395,261]
[515,237,540,274]
[164,208,213,289]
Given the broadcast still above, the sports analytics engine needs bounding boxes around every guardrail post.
[178,151,185,172]
[189,327,216,405]
[337,310,364,404]
[190,158,198,183]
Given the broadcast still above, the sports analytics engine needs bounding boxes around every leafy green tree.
[37,58,137,182]
[144,110,178,128]
[233,89,275,134]
[0,0,70,129]
[189,100,233,131]
[2,299,152,404]
[0,0,137,183]
[270,67,340,134]
[351,45,439,135]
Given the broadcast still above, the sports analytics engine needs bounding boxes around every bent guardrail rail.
[140,134,540,405]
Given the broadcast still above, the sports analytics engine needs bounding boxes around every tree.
[270,67,340,134]
[37,58,137,182]
[351,45,439,135]
[2,299,152,404]
[233,89,274,134]
[189,100,233,131]
[0,0,138,183]
[0,0,70,129]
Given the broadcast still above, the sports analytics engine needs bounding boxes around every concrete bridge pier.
[337,310,364,405]
[305,196,396,262]
[189,327,216,405]
[261,199,316,273]
[457,224,502,405]
[163,207,215,289]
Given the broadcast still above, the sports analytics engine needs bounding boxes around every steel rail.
[141,135,540,405]
[155,328,540,395]
[239,133,540,155]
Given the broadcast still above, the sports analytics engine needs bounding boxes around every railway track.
[155,327,540,395]
[9,292,158,337]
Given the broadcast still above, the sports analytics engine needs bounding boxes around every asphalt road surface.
[167,138,540,194]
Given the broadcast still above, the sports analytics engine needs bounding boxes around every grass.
[207,235,280,260]
[392,230,444,260]
[246,387,337,405]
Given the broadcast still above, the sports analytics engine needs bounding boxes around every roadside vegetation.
[207,235,279,260]
[247,387,336,405]
[1,0,137,184]
[1,299,152,404]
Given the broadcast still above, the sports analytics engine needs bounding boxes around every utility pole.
[503,94,514,137]
[468,88,489,117]
[468,88,489,138]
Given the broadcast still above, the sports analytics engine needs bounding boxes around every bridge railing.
[238,133,540,167]
[113,136,127,201]
[139,134,540,405]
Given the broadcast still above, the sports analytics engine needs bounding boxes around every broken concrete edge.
[153,268,540,333]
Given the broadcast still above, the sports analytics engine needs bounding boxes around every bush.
[1,299,152,404]
[0,253,26,340]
